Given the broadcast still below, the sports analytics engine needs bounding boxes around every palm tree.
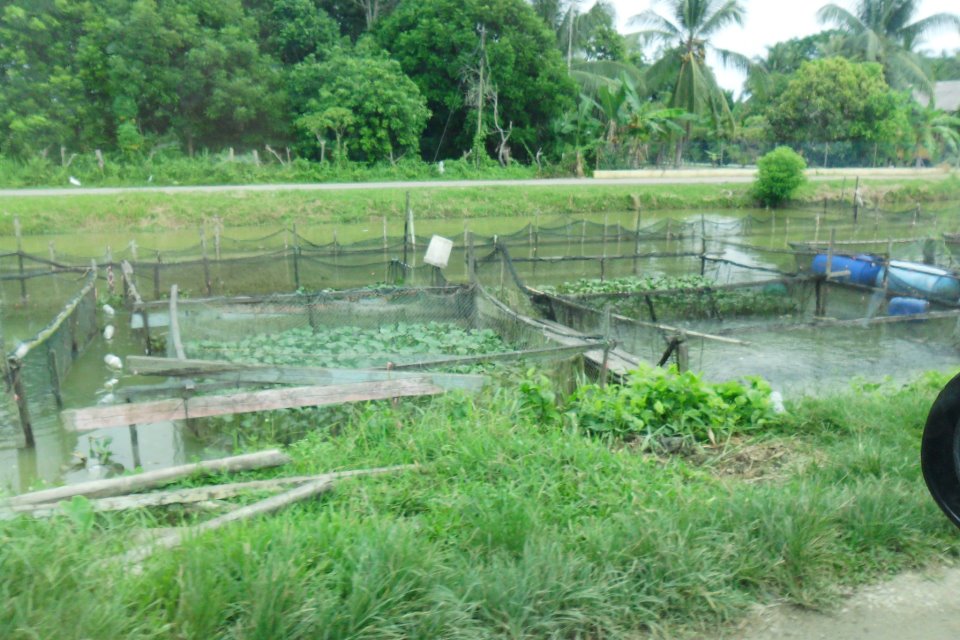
[817,0,960,93]
[629,0,750,164]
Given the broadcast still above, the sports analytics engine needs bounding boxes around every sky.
[605,0,960,93]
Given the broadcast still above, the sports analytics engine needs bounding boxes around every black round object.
[921,371,960,529]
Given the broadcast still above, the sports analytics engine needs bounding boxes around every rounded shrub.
[754,146,807,207]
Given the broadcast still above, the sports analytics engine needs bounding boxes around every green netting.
[2,272,98,442]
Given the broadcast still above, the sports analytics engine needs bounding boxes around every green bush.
[753,146,807,207]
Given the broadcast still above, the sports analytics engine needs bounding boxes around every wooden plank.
[5,449,290,507]
[62,378,443,431]
[126,356,487,392]
[0,464,416,519]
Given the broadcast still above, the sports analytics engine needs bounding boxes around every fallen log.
[5,449,290,507]
[0,464,417,519]
[119,479,334,566]
[62,378,443,431]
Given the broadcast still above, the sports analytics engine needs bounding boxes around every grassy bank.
[1,369,957,639]
[1,175,959,235]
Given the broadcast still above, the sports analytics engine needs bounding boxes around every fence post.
[14,217,26,301]
[213,216,222,261]
[602,213,608,260]
[406,191,416,269]
[913,203,921,227]
[700,214,707,276]
[852,176,861,223]
[47,347,63,410]
[153,252,162,300]
[48,241,56,270]
[200,225,212,296]
[633,208,641,275]
[10,361,34,448]
[292,223,301,291]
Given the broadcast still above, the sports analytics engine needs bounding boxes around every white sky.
[605,0,960,93]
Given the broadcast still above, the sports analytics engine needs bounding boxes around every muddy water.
[2,205,959,493]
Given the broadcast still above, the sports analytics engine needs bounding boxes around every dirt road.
[0,167,950,198]
[734,565,960,639]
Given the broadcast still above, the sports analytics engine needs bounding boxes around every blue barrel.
[888,296,930,316]
[874,261,960,301]
[811,254,882,286]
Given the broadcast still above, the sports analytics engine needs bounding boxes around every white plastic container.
[423,235,454,269]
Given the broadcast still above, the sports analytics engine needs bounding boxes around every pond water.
[2,203,959,493]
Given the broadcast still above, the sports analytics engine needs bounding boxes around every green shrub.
[753,146,807,207]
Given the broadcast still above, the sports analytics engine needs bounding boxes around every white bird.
[104,354,123,370]
[103,324,115,341]
[97,392,116,405]
[69,176,82,186]
[437,160,445,175]
[101,303,115,317]
[13,343,29,359]
[104,377,119,390]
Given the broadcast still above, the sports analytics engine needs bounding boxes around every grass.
[1,175,958,236]
[1,369,958,639]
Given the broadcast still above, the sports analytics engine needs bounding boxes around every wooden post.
[913,203,920,227]
[213,217,221,261]
[617,214,622,256]
[814,214,821,245]
[633,208,641,275]
[14,217,26,301]
[675,337,689,373]
[292,223,301,291]
[129,239,138,262]
[406,191,416,268]
[48,241,56,270]
[580,218,586,257]
[153,252,161,300]
[200,226,212,296]
[700,214,707,276]
[923,238,936,265]
[169,285,186,361]
[467,231,477,284]
[823,196,828,217]
[47,347,63,410]
[11,362,33,448]
[602,213,608,259]
[853,176,861,223]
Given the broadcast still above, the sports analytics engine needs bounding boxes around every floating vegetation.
[186,322,513,369]
[545,275,800,321]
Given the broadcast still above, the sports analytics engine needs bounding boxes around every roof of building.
[933,80,960,112]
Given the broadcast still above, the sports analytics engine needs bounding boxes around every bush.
[753,146,807,207]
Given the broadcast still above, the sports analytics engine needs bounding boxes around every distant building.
[926,81,960,112]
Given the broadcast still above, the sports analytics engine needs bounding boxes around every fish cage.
[477,236,960,395]
[1,268,100,447]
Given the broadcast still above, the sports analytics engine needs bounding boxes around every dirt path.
[0,167,950,198]
[733,566,960,639]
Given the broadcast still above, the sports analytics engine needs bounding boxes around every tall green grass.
[1,373,958,638]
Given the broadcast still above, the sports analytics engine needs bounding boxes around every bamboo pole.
[5,449,292,506]
[119,479,334,566]
[1,464,416,519]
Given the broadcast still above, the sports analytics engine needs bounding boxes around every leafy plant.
[566,365,777,445]
[753,146,808,207]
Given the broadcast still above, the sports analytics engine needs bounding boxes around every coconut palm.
[629,0,749,163]
[817,0,960,93]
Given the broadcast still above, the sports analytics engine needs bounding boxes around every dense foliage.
[0,0,957,173]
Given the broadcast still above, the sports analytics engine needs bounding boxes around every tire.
[921,371,960,529]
